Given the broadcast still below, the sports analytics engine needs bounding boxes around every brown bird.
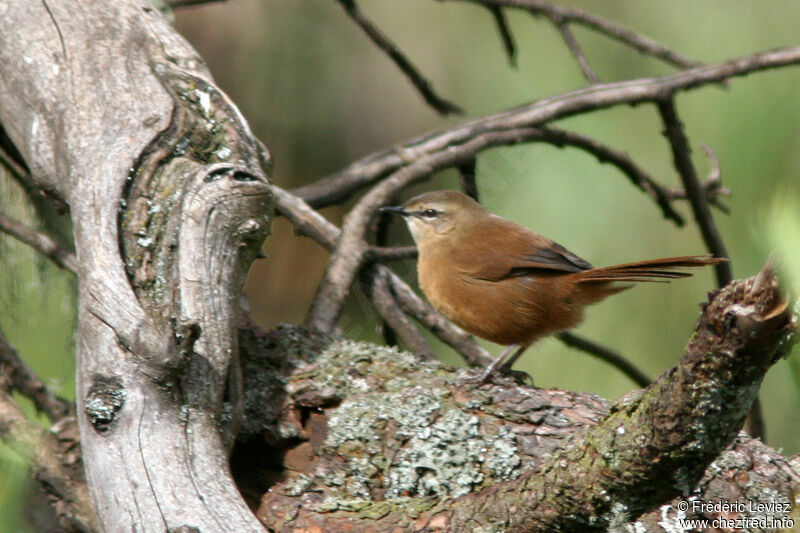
[380,190,725,380]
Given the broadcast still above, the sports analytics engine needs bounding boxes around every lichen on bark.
[235,266,797,532]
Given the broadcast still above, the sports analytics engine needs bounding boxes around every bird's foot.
[456,344,534,386]
[456,365,533,386]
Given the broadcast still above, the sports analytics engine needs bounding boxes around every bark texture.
[249,267,796,531]
[0,1,272,531]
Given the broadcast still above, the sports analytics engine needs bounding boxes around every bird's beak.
[379,205,409,217]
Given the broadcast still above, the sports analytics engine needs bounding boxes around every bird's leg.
[498,344,529,372]
[464,344,529,384]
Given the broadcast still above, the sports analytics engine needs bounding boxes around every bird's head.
[380,190,486,247]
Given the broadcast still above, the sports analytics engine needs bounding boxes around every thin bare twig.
[556,332,650,388]
[334,0,462,116]
[666,143,730,213]
[536,127,685,225]
[0,331,72,424]
[371,182,401,347]
[0,210,78,273]
[0,142,30,183]
[486,5,517,66]
[0,142,69,215]
[271,185,339,251]
[656,99,732,286]
[293,45,800,210]
[268,187,417,264]
[655,98,766,440]
[457,158,479,201]
[552,19,600,83]
[367,245,417,262]
[272,184,417,265]
[361,265,436,360]
[455,0,703,71]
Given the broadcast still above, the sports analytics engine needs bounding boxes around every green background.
[1,1,799,530]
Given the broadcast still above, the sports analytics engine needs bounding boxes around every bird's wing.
[450,219,592,282]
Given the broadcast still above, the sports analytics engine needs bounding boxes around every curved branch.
[556,331,650,387]
[534,126,685,224]
[360,265,436,360]
[0,331,72,423]
[384,264,494,367]
[259,264,795,531]
[294,45,800,209]
[0,210,77,273]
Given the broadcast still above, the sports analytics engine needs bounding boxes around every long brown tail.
[576,255,726,283]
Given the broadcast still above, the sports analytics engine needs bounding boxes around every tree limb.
[657,98,732,286]
[556,331,650,388]
[360,264,436,360]
[0,332,72,422]
[293,45,800,212]
[0,341,94,532]
[257,264,796,531]
[0,210,78,274]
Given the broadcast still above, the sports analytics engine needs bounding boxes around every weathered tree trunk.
[0,1,271,530]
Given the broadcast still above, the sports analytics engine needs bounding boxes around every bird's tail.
[575,255,726,283]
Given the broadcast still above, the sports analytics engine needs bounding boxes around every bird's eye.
[422,209,438,218]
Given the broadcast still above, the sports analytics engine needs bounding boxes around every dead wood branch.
[256,265,796,530]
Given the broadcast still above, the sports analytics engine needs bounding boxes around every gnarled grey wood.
[0,1,272,530]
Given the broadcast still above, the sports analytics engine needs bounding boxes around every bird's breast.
[417,251,584,346]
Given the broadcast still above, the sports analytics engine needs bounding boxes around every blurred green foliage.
[2,1,799,530]
[0,179,76,532]
[767,196,800,387]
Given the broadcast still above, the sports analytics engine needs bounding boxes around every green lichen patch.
[315,495,438,519]
[272,338,525,505]
[242,328,608,518]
